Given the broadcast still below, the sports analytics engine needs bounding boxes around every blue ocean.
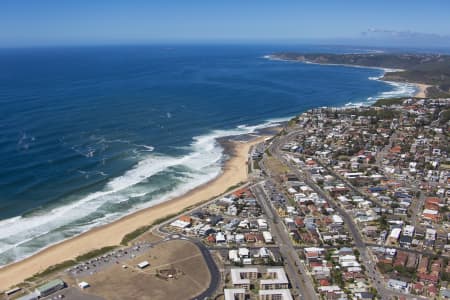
[0,44,416,265]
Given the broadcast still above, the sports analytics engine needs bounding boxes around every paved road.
[305,154,387,209]
[268,130,422,300]
[154,183,257,300]
[252,184,318,300]
[365,242,448,259]
[410,190,425,228]
[191,239,221,300]
[154,234,222,300]
[269,132,400,299]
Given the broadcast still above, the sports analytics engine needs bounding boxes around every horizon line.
[2,40,450,51]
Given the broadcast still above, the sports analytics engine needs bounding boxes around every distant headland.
[267,52,450,98]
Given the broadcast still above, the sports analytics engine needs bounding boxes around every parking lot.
[67,241,154,278]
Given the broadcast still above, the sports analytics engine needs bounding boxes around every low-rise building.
[262,231,273,243]
[388,228,401,244]
[387,279,409,293]
[224,288,246,300]
[35,279,65,298]
[260,268,289,290]
[230,268,258,290]
[259,289,293,300]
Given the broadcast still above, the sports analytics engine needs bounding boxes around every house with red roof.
[390,145,402,154]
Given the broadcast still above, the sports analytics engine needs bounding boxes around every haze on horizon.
[1,0,450,48]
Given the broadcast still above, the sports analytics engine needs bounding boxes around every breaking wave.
[367,69,417,104]
[263,55,417,107]
[346,69,417,107]
[0,118,286,266]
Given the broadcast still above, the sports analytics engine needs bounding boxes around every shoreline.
[265,55,431,99]
[0,135,269,291]
[0,56,430,291]
[413,83,431,98]
[264,55,404,73]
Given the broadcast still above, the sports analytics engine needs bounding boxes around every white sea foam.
[0,117,288,266]
[263,55,286,62]
[368,73,417,104]
[337,76,417,108]
[345,69,416,107]
[263,55,416,107]
[344,102,366,107]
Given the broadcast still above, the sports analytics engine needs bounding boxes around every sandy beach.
[0,135,268,291]
[414,83,431,98]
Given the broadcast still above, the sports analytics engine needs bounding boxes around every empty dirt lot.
[73,239,211,300]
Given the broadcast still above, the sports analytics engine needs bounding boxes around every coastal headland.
[267,52,450,98]
[0,134,270,291]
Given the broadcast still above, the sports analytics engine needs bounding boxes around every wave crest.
[0,117,287,266]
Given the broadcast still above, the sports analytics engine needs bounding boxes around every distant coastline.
[264,54,421,104]
[266,52,450,99]
[264,54,404,72]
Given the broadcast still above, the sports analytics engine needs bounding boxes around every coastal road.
[252,184,318,300]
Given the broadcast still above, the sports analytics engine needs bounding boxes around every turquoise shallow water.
[0,44,415,265]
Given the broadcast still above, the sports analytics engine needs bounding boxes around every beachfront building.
[16,293,39,300]
[35,279,65,297]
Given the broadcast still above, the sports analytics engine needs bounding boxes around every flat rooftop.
[260,267,289,285]
[230,268,258,285]
[259,289,293,300]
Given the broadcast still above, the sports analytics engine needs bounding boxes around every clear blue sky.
[1,0,450,47]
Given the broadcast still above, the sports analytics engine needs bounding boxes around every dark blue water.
[0,45,414,264]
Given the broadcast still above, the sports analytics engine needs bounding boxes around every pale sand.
[0,136,268,291]
[414,83,431,98]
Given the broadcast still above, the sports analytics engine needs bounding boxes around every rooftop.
[259,289,293,300]
[230,268,258,285]
[224,288,246,300]
[260,267,289,286]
